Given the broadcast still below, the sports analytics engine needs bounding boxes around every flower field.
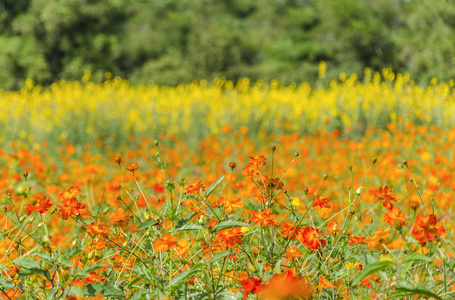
[1,70,455,299]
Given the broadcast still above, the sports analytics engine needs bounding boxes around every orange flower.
[412,213,446,246]
[296,227,326,251]
[260,269,314,300]
[365,228,390,251]
[107,207,132,227]
[348,236,366,246]
[186,181,205,195]
[57,197,83,220]
[126,163,139,172]
[360,273,381,288]
[383,207,406,227]
[248,155,266,166]
[26,196,53,215]
[312,196,331,209]
[219,196,244,213]
[251,187,265,203]
[1,288,21,299]
[217,227,244,248]
[176,239,189,257]
[85,221,109,238]
[317,276,332,290]
[153,234,178,252]
[250,209,277,226]
[263,176,284,192]
[280,221,296,239]
[284,246,302,262]
[374,186,398,210]
[240,277,263,299]
[59,186,81,201]
[242,164,259,178]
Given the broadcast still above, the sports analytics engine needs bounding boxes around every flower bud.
[229,162,236,169]
[356,187,362,196]
[271,145,276,151]
[154,140,159,146]
[143,212,151,221]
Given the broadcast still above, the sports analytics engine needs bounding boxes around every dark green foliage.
[1,0,454,89]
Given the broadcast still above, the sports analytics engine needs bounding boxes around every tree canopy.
[0,0,454,89]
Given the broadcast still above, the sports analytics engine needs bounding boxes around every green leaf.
[131,290,148,300]
[274,258,286,274]
[76,263,106,277]
[13,257,40,269]
[125,275,146,288]
[352,261,394,285]
[136,220,159,231]
[205,176,225,199]
[217,290,237,300]
[66,286,83,297]
[401,253,432,264]
[213,220,249,232]
[61,246,84,261]
[83,283,126,298]
[160,199,170,218]
[0,279,15,289]
[46,287,59,300]
[176,211,199,228]
[34,252,52,262]
[169,263,203,288]
[207,252,230,264]
[61,260,74,268]
[174,223,205,232]
[391,281,442,300]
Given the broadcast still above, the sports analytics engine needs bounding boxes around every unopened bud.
[303,187,308,195]
[19,216,26,223]
[229,162,236,169]
[372,158,377,164]
[323,174,328,180]
[271,145,276,151]
[114,156,122,164]
[356,187,362,196]
[155,152,160,157]
[143,212,151,221]
[348,165,352,170]
[28,217,35,223]
[154,140,159,147]
[23,171,28,179]
[294,152,299,157]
